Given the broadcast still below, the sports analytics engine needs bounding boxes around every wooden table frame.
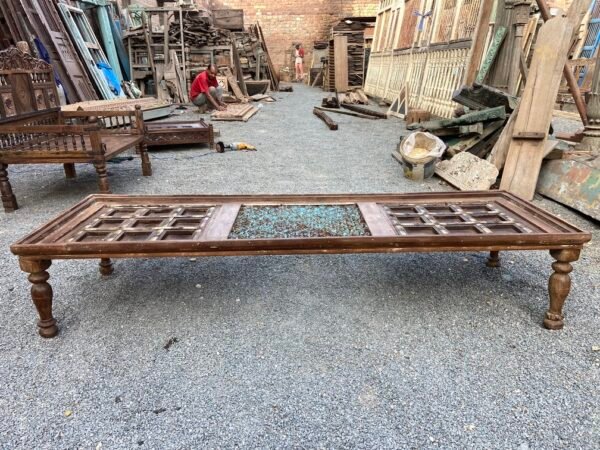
[11,192,591,338]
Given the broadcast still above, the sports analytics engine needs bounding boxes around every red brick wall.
[123,0,378,73]
[209,0,378,73]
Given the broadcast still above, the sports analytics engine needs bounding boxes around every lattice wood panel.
[364,53,383,96]
[383,202,539,237]
[67,205,215,243]
[455,0,482,40]
[386,51,412,101]
[407,51,427,107]
[418,47,469,117]
[398,0,419,49]
[434,0,457,43]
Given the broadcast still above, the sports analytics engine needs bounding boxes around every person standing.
[189,64,226,111]
[294,44,305,82]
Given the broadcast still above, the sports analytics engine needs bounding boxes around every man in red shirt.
[190,64,226,111]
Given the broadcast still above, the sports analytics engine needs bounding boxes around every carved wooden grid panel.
[433,0,457,43]
[398,0,420,49]
[455,0,482,40]
[418,47,469,117]
[386,51,411,101]
[383,202,538,236]
[364,53,382,96]
[407,50,427,107]
[68,205,216,243]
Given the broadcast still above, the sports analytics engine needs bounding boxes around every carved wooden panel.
[66,205,216,243]
[383,201,540,236]
[0,47,58,118]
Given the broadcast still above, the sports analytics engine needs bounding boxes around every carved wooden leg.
[63,163,76,179]
[0,163,18,212]
[138,142,152,176]
[486,251,501,268]
[544,249,581,330]
[99,258,114,276]
[19,259,58,338]
[93,161,111,193]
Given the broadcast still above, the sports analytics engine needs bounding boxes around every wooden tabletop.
[11,192,591,259]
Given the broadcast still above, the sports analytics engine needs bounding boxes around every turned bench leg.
[63,163,76,179]
[99,258,114,276]
[19,259,58,338]
[486,251,501,268]
[544,249,580,330]
[137,142,152,176]
[0,163,18,212]
[93,161,111,193]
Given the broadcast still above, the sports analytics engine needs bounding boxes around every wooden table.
[144,119,215,149]
[11,192,591,338]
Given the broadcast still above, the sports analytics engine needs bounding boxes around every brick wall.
[209,0,379,73]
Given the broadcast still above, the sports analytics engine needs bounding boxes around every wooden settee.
[0,107,152,212]
[0,47,151,213]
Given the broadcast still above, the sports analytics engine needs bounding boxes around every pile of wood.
[406,85,515,161]
[124,5,279,103]
[324,18,375,92]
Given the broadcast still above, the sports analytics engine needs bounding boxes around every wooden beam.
[314,106,379,120]
[535,0,591,125]
[313,107,338,130]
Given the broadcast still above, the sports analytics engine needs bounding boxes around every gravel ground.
[0,84,598,449]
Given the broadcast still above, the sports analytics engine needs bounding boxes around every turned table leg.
[63,163,76,179]
[544,249,581,330]
[19,259,58,338]
[486,251,501,268]
[99,258,114,276]
[0,163,18,212]
[93,161,111,193]
[138,142,152,176]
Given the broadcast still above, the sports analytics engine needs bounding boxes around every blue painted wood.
[578,0,600,84]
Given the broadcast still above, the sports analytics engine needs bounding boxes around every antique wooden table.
[144,119,215,150]
[11,192,591,338]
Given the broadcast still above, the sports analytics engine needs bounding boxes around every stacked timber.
[325,18,375,92]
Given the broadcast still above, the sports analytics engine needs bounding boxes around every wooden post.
[576,33,600,156]
[507,2,530,95]
[464,0,495,85]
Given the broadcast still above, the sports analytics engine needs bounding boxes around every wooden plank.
[202,203,241,241]
[224,67,246,101]
[314,106,378,120]
[357,203,396,237]
[340,103,388,119]
[334,35,348,92]
[475,26,507,84]
[501,16,576,200]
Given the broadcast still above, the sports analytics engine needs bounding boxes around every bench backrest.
[0,47,60,118]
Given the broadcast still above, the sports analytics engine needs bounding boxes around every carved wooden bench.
[0,107,152,213]
[11,192,591,338]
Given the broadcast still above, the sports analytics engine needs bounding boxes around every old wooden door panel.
[20,0,98,102]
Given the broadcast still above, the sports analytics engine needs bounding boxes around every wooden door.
[19,0,98,102]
